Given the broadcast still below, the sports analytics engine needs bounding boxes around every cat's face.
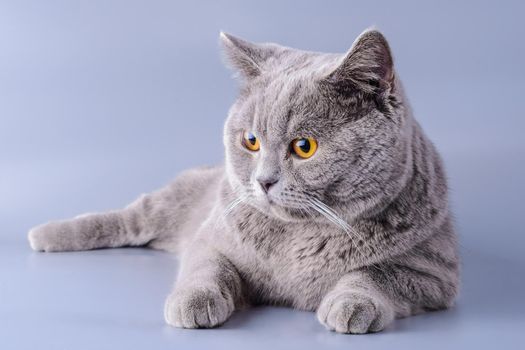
[221,30,409,222]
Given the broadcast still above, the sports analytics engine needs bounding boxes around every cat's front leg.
[317,252,458,334]
[164,240,244,329]
[317,272,395,334]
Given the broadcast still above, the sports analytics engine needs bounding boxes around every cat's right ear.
[219,32,277,81]
[321,28,395,96]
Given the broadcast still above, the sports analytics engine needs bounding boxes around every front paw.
[317,290,394,334]
[164,285,234,329]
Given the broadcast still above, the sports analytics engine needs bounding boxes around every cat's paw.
[317,290,394,334]
[164,285,234,328]
[28,221,72,252]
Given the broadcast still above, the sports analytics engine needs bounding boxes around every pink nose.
[258,179,278,193]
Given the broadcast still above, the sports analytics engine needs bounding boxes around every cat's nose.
[257,178,278,193]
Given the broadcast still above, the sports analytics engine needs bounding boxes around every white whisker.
[223,193,249,217]
[308,198,364,247]
[311,198,354,233]
[239,188,369,256]
[219,186,256,222]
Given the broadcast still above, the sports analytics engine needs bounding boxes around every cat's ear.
[220,32,277,80]
[322,28,394,95]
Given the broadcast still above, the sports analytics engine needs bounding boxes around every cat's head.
[221,29,410,224]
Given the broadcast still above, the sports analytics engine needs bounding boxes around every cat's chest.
[229,215,360,309]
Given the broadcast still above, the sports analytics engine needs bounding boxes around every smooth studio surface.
[2,244,525,350]
[1,1,525,349]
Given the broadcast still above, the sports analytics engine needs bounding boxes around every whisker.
[308,198,365,248]
[307,201,365,259]
[226,188,369,254]
[282,198,315,219]
[221,185,255,218]
[223,193,249,217]
[280,190,357,234]
[311,199,354,233]
[308,200,347,231]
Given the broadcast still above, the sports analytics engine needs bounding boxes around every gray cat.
[28,29,459,334]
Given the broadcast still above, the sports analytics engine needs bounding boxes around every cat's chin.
[258,202,311,223]
[248,194,312,223]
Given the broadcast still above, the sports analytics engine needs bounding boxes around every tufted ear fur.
[219,32,279,80]
[322,29,395,95]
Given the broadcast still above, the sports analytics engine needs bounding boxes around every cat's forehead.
[234,51,351,141]
[245,76,325,140]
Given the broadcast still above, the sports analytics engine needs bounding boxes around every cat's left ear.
[220,32,279,80]
[322,29,395,95]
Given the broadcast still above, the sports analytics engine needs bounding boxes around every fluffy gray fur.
[28,29,459,334]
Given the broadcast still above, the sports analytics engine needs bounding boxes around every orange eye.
[291,137,318,159]
[242,131,260,151]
